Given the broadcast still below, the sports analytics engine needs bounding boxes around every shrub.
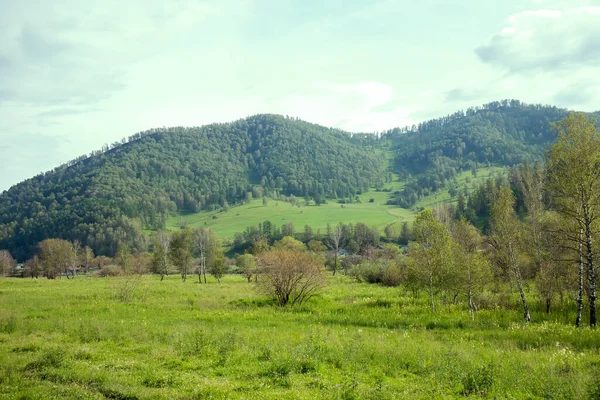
[256,249,326,306]
[382,264,403,287]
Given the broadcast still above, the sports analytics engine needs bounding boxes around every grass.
[164,167,504,239]
[1,274,600,399]
[165,197,413,238]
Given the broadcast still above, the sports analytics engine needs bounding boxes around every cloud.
[552,82,599,107]
[0,0,249,108]
[445,87,487,103]
[282,81,415,132]
[476,6,600,72]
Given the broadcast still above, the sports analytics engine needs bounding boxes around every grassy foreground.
[1,275,599,399]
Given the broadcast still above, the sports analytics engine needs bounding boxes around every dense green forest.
[0,115,383,260]
[384,100,600,207]
[1,101,598,261]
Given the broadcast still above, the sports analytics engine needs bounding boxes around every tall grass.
[1,274,599,399]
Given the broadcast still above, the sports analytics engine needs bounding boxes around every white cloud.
[476,6,600,72]
[282,82,415,132]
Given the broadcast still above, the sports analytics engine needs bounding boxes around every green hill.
[0,115,384,260]
[1,101,598,261]
[384,100,600,207]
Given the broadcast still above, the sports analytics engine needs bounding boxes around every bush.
[350,262,384,284]
[98,264,121,277]
[382,264,403,287]
[257,249,326,306]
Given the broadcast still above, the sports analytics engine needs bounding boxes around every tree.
[409,210,455,312]
[193,228,219,283]
[256,249,326,307]
[354,222,378,253]
[67,240,81,278]
[209,245,226,283]
[399,221,413,245]
[281,221,295,237]
[273,236,306,251]
[38,238,76,279]
[151,231,170,281]
[116,244,131,274]
[546,113,600,327]
[131,253,150,275]
[25,255,41,278]
[80,246,94,274]
[236,254,256,282]
[326,223,347,275]
[384,223,399,241]
[490,185,531,323]
[0,250,15,276]
[451,219,492,320]
[169,229,193,282]
[307,239,326,253]
[303,224,313,242]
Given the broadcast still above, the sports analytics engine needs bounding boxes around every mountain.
[0,115,384,260]
[1,101,598,261]
[384,100,598,207]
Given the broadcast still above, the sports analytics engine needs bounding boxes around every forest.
[2,100,598,262]
[0,115,384,260]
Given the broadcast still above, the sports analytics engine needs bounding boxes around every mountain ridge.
[1,102,598,260]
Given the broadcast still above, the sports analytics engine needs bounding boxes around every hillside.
[384,100,599,207]
[1,102,598,261]
[0,115,384,260]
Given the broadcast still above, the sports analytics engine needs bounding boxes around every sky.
[1,0,599,191]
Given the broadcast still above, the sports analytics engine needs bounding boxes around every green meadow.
[1,275,599,399]
[164,167,505,239]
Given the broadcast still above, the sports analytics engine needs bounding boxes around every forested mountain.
[1,101,598,261]
[0,115,384,260]
[383,100,598,207]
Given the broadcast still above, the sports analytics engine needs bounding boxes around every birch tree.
[410,210,454,312]
[490,185,531,322]
[451,219,491,320]
[193,228,219,283]
[151,231,171,281]
[326,223,346,276]
[546,113,600,327]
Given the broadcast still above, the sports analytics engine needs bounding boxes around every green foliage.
[168,229,193,281]
[385,101,573,207]
[0,115,384,261]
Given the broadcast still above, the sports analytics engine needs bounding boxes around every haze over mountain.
[1,1,599,190]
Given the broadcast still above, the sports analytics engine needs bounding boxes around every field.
[2,275,600,399]
[164,167,505,239]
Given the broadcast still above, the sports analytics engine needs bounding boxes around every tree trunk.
[468,288,474,321]
[576,228,584,327]
[585,212,596,327]
[509,243,530,323]
[429,259,435,313]
[333,253,337,276]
